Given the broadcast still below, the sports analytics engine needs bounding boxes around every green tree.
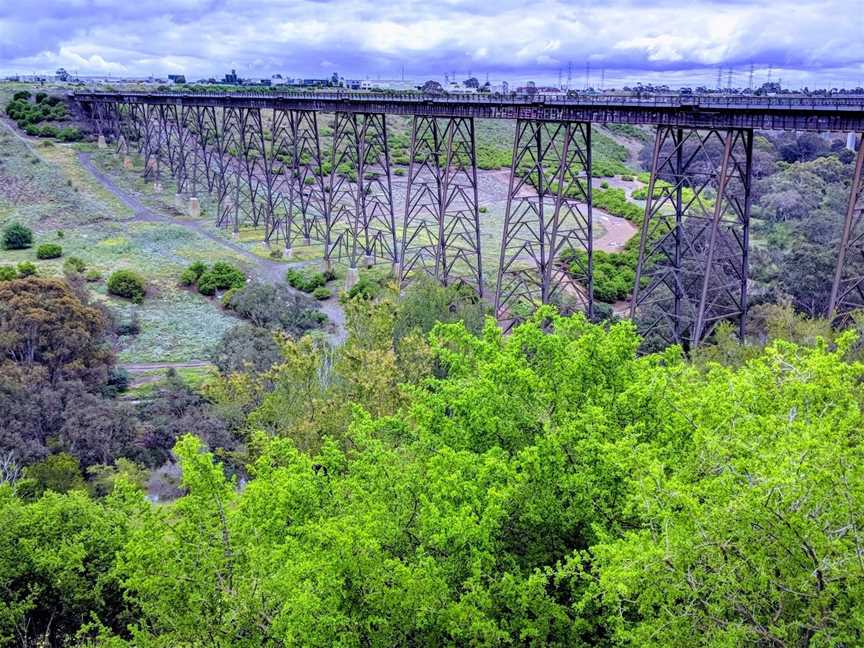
[2,223,33,250]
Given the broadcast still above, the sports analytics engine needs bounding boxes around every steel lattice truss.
[80,94,864,344]
[326,112,397,269]
[494,119,593,329]
[400,116,484,295]
[630,127,753,349]
[88,102,331,251]
[830,134,864,323]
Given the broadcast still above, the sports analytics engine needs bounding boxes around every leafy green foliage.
[2,222,33,250]
[196,261,246,296]
[3,305,864,644]
[63,256,87,274]
[35,242,62,259]
[15,261,37,277]
[285,267,329,292]
[224,282,326,335]
[107,270,146,304]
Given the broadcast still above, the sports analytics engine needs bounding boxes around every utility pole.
[585,61,590,90]
[600,68,605,91]
[567,61,573,90]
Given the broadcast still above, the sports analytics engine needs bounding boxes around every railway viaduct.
[74,90,864,348]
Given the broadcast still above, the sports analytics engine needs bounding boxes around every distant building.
[223,69,239,84]
[167,74,186,84]
[55,68,70,82]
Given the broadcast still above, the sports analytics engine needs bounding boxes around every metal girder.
[829,134,864,323]
[630,126,753,349]
[400,116,484,295]
[326,112,397,270]
[494,119,593,330]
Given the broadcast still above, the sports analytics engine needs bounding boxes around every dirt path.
[594,209,638,252]
[76,152,347,342]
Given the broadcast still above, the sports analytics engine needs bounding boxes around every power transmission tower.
[558,69,563,89]
[585,61,590,90]
[716,67,723,91]
[748,63,755,91]
[567,61,573,90]
[600,68,605,91]
[727,68,733,91]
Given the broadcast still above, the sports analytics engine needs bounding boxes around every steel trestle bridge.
[75,90,864,347]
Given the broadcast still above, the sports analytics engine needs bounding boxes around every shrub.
[479,206,488,213]
[196,273,219,296]
[84,269,102,282]
[226,282,326,334]
[221,287,239,308]
[36,243,63,259]
[58,127,82,142]
[348,274,385,301]
[0,266,17,281]
[63,257,86,274]
[180,261,208,287]
[107,270,146,303]
[197,261,245,296]
[286,267,327,293]
[16,261,37,277]
[269,248,284,260]
[312,286,331,300]
[2,222,33,250]
[115,312,141,336]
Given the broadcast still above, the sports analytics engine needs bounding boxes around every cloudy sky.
[1,0,863,88]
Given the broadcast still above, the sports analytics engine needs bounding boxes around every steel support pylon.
[326,112,398,271]
[494,119,593,330]
[630,126,752,349]
[829,134,864,323]
[400,116,484,295]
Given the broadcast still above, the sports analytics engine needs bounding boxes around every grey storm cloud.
[1,0,863,85]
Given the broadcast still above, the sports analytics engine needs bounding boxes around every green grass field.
[0,114,245,364]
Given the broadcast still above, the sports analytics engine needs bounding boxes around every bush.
[179,268,200,286]
[84,269,102,282]
[107,270,146,303]
[196,262,245,296]
[348,274,386,301]
[225,282,327,334]
[115,312,141,336]
[286,267,327,293]
[36,243,63,259]
[312,286,331,300]
[479,206,488,213]
[269,248,284,260]
[57,127,82,142]
[2,222,33,250]
[63,256,86,274]
[0,265,18,281]
[16,261,37,277]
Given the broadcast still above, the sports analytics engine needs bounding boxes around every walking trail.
[76,152,347,349]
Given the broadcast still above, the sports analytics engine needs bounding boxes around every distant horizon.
[1,1,863,90]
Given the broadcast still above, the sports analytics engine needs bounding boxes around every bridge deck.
[74,91,864,131]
